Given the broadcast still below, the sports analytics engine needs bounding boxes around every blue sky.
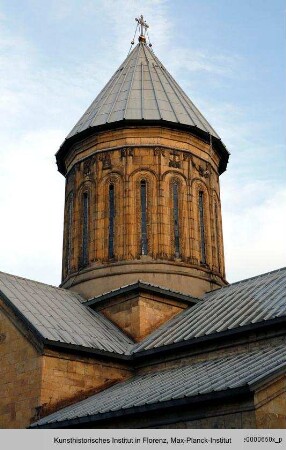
[0,0,285,285]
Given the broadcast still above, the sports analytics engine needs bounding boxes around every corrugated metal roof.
[31,344,286,428]
[66,43,220,140]
[134,267,286,352]
[0,271,133,354]
[1,267,285,357]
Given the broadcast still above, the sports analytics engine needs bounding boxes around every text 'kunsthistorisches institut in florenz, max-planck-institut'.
[0,16,285,429]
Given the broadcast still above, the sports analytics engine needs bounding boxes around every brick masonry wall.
[99,292,187,341]
[61,126,226,298]
[39,350,132,418]
[0,302,132,428]
[0,306,42,428]
[255,376,286,428]
[139,296,186,340]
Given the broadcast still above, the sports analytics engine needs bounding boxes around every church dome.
[57,35,229,175]
[67,43,220,139]
[59,17,229,298]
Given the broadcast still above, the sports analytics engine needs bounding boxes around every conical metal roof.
[66,42,220,140]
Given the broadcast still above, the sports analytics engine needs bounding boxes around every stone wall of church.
[254,376,286,428]
[60,126,226,298]
[0,305,133,428]
[38,349,132,419]
[97,291,188,341]
[0,306,42,428]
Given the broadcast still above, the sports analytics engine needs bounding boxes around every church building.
[0,16,285,429]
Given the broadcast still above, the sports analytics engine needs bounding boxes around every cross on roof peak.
[135,15,149,42]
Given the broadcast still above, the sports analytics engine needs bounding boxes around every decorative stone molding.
[99,152,112,170]
[83,157,92,176]
[199,166,210,178]
[169,160,181,168]
[153,147,165,157]
[61,127,226,294]
[191,157,210,178]
[169,150,181,168]
[120,147,133,158]
[183,151,192,161]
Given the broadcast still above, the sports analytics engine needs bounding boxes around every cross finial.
[135,15,149,43]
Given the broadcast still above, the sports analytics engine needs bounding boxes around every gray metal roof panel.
[0,271,133,354]
[134,267,286,353]
[31,345,286,427]
[66,43,220,140]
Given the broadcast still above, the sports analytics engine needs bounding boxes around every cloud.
[0,129,64,285]
[222,184,286,282]
[0,8,119,134]
[165,47,243,79]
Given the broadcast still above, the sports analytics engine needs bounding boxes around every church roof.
[30,344,286,428]
[66,42,220,140]
[1,268,285,358]
[0,271,133,355]
[133,267,286,353]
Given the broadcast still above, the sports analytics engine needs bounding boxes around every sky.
[0,0,285,286]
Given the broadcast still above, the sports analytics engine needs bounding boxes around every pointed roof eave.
[56,43,229,175]
[56,119,229,176]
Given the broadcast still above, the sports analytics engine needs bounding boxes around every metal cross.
[135,15,149,40]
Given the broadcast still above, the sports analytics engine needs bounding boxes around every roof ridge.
[123,43,142,119]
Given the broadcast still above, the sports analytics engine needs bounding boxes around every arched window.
[66,192,73,273]
[214,202,220,270]
[81,192,89,266]
[198,191,206,264]
[172,182,180,257]
[108,184,115,258]
[140,180,148,255]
